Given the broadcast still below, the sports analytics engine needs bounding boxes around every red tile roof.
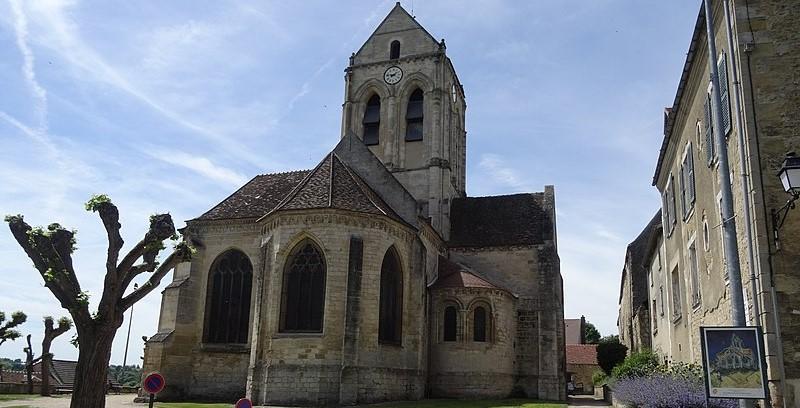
[431,256,511,293]
[566,344,598,365]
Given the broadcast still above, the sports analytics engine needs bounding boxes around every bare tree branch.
[119,243,192,311]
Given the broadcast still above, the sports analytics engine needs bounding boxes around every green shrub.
[611,349,660,379]
[591,370,608,386]
[596,336,628,374]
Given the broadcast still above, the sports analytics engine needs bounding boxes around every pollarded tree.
[5,195,193,408]
[40,316,72,396]
[0,310,27,345]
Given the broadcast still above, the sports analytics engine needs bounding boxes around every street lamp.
[122,283,138,369]
[771,152,800,246]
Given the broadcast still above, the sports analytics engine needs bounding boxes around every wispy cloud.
[145,149,248,188]
[8,0,47,130]
[478,153,536,193]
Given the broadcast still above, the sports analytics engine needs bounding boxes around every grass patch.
[367,399,567,408]
[0,394,36,401]
[156,403,233,408]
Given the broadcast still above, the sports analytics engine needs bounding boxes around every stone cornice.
[185,218,261,236]
[346,51,444,72]
[260,209,416,244]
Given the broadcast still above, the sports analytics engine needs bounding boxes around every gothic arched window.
[390,40,400,60]
[280,240,326,333]
[205,250,253,344]
[443,306,458,342]
[405,89,424,141]
[363,94,381,146]
[379,247,403,344]
[473,306,488,342]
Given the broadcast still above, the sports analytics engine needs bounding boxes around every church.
[142,3,565,405]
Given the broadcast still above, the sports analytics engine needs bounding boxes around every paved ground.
[0,394,609,408]
[0,394,141,408]
[567,395,611,407]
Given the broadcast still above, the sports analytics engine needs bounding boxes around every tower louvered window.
[405,89,424,141]
[205,250,253,344]
[443,306,457,342]
[390,40,400,60]
[363,95,381,146]
[280,241,326,332]
[378,247,403,344]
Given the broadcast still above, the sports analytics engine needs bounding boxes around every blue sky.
[0,0,698,365]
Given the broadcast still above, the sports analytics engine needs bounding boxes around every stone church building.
[142,3,565,405]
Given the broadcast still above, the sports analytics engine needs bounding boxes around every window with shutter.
[680,164,688,219]
[363,95,381,146]
[704,96,715,166]
[718,53,732,135]
[687,143,696,205]
[668,175,676,230]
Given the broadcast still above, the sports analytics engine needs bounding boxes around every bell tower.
[341,2,466,237]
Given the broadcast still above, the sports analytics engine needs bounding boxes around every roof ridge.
[261,153,332,220]
[333,153,389,217]
[257,169,311,177]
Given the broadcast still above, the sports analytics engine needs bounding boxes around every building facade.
[619,1,800,406]
[141,3,565,405]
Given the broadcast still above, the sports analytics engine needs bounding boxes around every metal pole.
[122,283,138,368]
[721,0,760,327]
[703,0,746,327]
[703,1,750,407]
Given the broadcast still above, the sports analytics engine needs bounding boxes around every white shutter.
[718,53,732,135]
[704,97,714,166]
[687,143,696,205]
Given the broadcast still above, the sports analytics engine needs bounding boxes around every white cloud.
[8,0,47,131]
[478,153,537,193]
[145,149,248,188]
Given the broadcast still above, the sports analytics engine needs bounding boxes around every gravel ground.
[0,394,142,408]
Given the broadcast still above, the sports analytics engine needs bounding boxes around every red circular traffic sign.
[142,372,165,394]
[235,398,253,408]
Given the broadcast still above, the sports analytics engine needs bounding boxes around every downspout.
[740,0,788,403]
[721,0,760,328]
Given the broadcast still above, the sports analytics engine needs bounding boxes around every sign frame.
[235,398,253,408]
[700,326,768,400]
[142,372,166,395]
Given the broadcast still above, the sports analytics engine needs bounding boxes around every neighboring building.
[142,3,565,405]
[564,316,586,345]
[0,360,119,391]
[617,211,660,353]
[619,1,799,406]
[566,344,599,394]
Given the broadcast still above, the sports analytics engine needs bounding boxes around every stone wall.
[429,287,516,398]
[567,363,598,394]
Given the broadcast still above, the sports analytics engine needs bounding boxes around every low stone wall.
[429,372,515,398]
[0,382,55,394]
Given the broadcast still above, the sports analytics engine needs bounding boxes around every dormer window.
[390,40,400,60]
[363,94,381,145]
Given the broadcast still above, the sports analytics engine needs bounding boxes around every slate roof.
[30,359,119,388]
[266,153,407,225]
[449,193,552,248]
[430,256,511,293]
[566,344,599,366]
[196,170,310,220]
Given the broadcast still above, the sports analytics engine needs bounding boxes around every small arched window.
[363,94,381,146]
[280,240,326,333]
[205,250,253,344]
[390,40,400,60]
[405,89,424,142]
[379,247,403,344]
[473,306,488,342]
[443,306,458,342]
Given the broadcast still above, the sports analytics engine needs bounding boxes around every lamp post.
[771,152,800,248]
[122,283,138,369]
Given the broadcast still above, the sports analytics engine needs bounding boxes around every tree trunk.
[41,354,52,396]
[70,330,115,408]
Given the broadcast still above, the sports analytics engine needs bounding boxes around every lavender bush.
[614,372,737,408]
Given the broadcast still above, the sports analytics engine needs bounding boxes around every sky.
[0,0,700,365]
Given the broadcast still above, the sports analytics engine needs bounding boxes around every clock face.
[384,66,403,84]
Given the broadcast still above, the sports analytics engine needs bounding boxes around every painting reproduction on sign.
[701,327,766,399]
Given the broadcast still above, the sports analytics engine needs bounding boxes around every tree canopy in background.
[596,335,628,374]
[584,321,601,344]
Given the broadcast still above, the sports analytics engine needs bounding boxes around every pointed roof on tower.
[352,2,442,65]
